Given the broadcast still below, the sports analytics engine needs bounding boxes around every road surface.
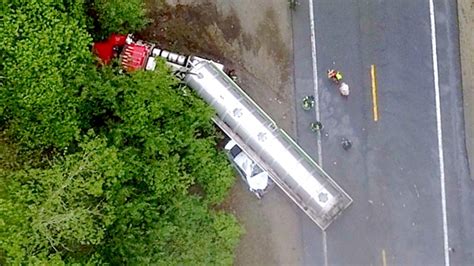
[292,0,474,265]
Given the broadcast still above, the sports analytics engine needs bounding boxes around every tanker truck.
[93,34,353,230]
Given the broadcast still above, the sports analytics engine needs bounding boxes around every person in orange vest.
[327,69,343,83]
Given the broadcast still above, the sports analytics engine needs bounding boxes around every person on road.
[310,121,323,132]
[227,69,238,82]
[288,0,299,9]
[302,95,315,110]
[341,137,352,150]
[327,69,343,83]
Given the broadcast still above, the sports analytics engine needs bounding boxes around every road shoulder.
[458,0,474,180]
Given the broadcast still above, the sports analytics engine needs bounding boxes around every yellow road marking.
[382,249,387,266]
[371,64,379,121]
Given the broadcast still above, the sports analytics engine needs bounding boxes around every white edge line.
[429,1,450,266]
[308,0,322,165]
[308,1,327,265]
[323,231,328,266]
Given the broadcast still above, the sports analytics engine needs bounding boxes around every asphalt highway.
[292,0,474,265]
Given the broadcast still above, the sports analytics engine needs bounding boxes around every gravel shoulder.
[141,0,302,264]
[458,0,474,180]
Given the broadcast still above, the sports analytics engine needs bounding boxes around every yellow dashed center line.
[371,64,379,121]
[382,249,387,266]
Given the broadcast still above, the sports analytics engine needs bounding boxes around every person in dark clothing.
[341,137,352,150]
[310,121,323,132]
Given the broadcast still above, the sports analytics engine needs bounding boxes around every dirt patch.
[219,178,302,266]
[140,0,302,265]
[219,182,278,266]
[458,0,474,179]
[141,1,235,61]
[140,0,294,132]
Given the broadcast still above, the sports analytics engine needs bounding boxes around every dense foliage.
[1,0,94,149]
[0,0,241,264]
[92,0,150,37]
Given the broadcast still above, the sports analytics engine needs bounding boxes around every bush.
[92,0,149,37]
[0,0,93,149]
[1,1,241,264]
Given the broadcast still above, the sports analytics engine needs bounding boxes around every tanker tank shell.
[184,59,352,230]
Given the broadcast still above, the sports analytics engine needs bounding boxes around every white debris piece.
[339,82,350,96]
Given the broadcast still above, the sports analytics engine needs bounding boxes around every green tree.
[91,0,149,37]
[0,0,93,149]
[0,0,242,264]
[84,64,240,263]
[81,63,235,203]
[0,135,119,264]
[102,196,242,265]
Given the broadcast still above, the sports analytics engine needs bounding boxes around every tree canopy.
[0,0,241,264]
[92,0,150,37]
